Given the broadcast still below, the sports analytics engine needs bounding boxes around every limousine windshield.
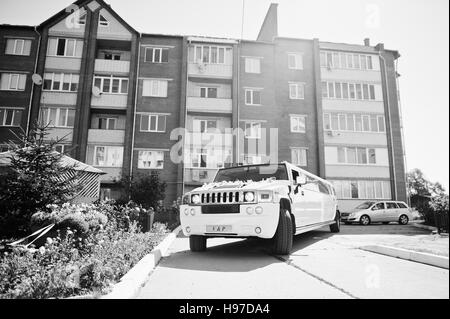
[214,164,289,183]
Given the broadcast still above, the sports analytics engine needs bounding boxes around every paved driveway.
[137,224,449,299]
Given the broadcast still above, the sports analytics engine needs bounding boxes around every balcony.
[45,56,81,72]
[88,129,125,145]
[94,59,130,75]
[186,97,232,113]
[41,92,78,106]
[188,63,233,79]
[185,132,233,148]
[91,94,128,110]
[184,168,218,184]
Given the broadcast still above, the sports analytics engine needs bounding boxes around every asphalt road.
[137,224,449,299]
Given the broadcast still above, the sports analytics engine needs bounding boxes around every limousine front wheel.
[190,235,207,252]
[272,209,293,255]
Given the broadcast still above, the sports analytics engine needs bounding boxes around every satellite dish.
[92,86,102,97]
[32,74,43,86]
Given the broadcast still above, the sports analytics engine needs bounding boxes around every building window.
[140,114,167,133]
[47,38,82,57]
[336,147,377,165]
[324,113,386,133]
[322,81,376,101]
[193,119,217,133]
[43,73,79,92]
[331,180,390,200]
[40,108,76,128]
[0,108,22,127]
[290,115,306,133]
[54,144,68,154]
[289,83,305,100]
[191,45,228,64]
[138,150,164,169]
[0,73,26,91]
[200,87,218,98]
[244,154,262,165]
[291,148,307,167]
[99,15,109,27]
[145,47,169,63]
[77,14,86,26]
[244,122,262,139]
[142,79,168,97]
[245,57,261,73]
[320,51,375,70]
[102,51,121,60]
[5,39,32,56]
[94,75,129,94]
[288,53,303,70]
[191,148,209,168]
[94,146,123,167]
[98,117,116,130]
[245,89,262,105]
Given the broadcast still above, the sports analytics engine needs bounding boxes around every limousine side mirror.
[295,175,307,186]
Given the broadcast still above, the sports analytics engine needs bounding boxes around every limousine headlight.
[191,194,201,205]
[182,195,190,205]
[244,192,255,202]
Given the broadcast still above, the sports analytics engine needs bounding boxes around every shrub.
[118,173,166,210]
[0,221,168,299]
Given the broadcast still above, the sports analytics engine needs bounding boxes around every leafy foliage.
[118,173,167,210]
[0,125,80,238]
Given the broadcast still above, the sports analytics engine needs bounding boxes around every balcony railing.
[186,97,232,113]
[188,63,233,78]
[91,93,128,109]
[94,59,130,75]
[184,168,219,184]
[87,129,125,145]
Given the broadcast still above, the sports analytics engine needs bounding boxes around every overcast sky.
[1,0,448,191]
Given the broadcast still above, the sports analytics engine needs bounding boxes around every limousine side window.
[318,181,330,194]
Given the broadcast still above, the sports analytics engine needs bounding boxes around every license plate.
[206,225,232,233]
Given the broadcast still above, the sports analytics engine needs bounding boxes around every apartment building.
[0,1,407,210]
[0,25,39,150]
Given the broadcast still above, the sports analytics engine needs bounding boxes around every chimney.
[256,3,279,42]
[364,38,370,46]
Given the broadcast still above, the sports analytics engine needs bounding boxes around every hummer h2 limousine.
[180,162,341,255]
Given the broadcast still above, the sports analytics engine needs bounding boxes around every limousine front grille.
[198,191,244,205]
[202,205,240,214]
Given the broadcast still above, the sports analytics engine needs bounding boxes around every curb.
[360,245,449,269]
[102,225,182,299]
[410,222,437,232]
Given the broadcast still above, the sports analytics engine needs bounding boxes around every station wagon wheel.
[399,215,409,225]
[359,215,371,226]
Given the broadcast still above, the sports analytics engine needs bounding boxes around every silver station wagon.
[341,201,413,226]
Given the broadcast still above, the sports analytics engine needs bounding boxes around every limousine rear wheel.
[272,209,293,255]
[190,235,207,252]
[330,211,341,233]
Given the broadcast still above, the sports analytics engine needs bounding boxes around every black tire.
[272,209,293,255]
[344,222,352,225]
[359,215,371,226]
[399,215,409,225]
[382,222,390,225]
[189,235,207,252]
[330,211,341,233]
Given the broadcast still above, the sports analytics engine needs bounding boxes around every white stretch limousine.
[180,162,340,255]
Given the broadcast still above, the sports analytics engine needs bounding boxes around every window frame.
[137,150,165,170]
[244,121,262,139]
[289,82,305,100]
[5,38,32,56]
[145,47,169,63]
[40,107,75,128]
[94,75,129,95]
[0,108,23,127]
[290,115,306,133]
[245,89,262,106]
[244,57,261,74]
[94,145,123,167]
[140,113,167,133]
[291,147,308,167]
[142,79,168,98]
[287,53,304,70]
[43,72,79,92]
[0,73,26,91]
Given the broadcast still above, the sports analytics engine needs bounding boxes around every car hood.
[191,179,289,193]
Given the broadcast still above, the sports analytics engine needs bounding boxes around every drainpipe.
[379,53,398,200]
[27,26,42,136]
[129,32,142,179]
[236,40,241,166]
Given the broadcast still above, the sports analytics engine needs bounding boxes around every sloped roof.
[0,150,105,175]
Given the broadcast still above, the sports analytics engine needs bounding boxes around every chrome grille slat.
[198,191,244,205]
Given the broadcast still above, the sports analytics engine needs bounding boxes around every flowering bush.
[0,221,168,299]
